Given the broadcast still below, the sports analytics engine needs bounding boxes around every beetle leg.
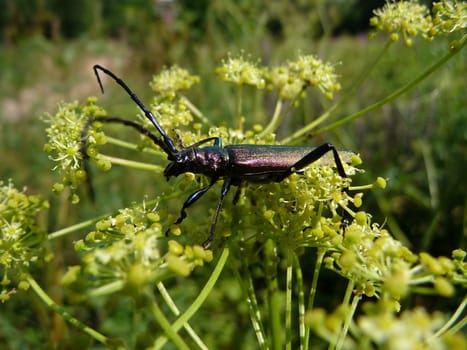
[202,178,232,248]
[175,177,218,225]
[232,182,243,205]
[184,137,222,149]
[173,131,221,149]
[172,129,186,148]
[277,143,346,180]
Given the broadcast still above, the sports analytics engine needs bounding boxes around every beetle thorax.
[164,147,229,179]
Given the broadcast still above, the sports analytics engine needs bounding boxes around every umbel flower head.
[357,302,466,349]
[67,202,212,295]
[307,299,467,349]
[370,0,467,46]
[215,52,266,88]
[266,54,341,101]
[0,180,49,302]
[42,97,108,203]
[149,65,200,100]
[370,0,435,45]
[432,0,467,34]
[216,52,340,101]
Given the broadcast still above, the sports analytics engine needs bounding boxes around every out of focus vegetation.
[0,1,465,349]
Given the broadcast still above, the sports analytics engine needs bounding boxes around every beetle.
[83,64,351,248]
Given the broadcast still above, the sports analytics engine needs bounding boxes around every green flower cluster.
[371,0,434,45]
[66,202,212,295]
[143,67,202,149]
[239,164,356,246]
[370,0,466,47]
[303,244,465,346]
[432,1,467,34]
[0,180,49,302]
[313,216,465,301]
[358,305,466,349]
[149,65,200,100]
[419,250,466,296]
[216,53,266,88]
[145,99,196,145]
[306,300,466,349]
[304,244,465,347]
[268,54,341,101]
[216,53,341,101]
[42,98,108,203]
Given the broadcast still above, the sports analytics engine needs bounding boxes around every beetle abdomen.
[226,145,313,181]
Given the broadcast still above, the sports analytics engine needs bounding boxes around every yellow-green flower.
[358,305,454,349]
[149,65,200,100]
[216,53,266,88]
[370,0,435,45]
[42,97,107,202]
[433,0,467,34]
[0,180,49,301]
[74,203,212,295]
[266,54,340,100]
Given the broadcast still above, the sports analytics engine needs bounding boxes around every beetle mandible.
[84,65,351,248]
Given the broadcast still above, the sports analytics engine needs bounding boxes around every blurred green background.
[0,0,465,348]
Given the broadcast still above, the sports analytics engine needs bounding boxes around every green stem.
[409,275,436,285]
[304,248,326,350]
[313,37,466,137]
[295,40,392,143]
[180,95,212,126]
[157,282,207,350]
[261,84,305,138]
[329,280,355,350]
[420,211,442,252]
[341,279,355,309]
[106,136,161,156]
[231,197,269,344]
[27,276,110,346]
[238,238,268,349]
[237,83,244,131]
[260,98,283,136]
[100,154,164,172]
[47,197,161,240]
[418,140,439,209]
[431,297,467,339]
[153,247,229,349]
[149,300,190,350]
[245,269,268,349]
[88,281,125,297]
[335,286,360,350]
[265,239,282,350]
[349,184,375,191]
[285,255,293,350]
[283,36,466,144]
[374,191,412,247]
[280,40,392,145]
[316,0,331,40]
[346,40,393,100]
[446,315,467,337]
[293,252,306,350]
[47,216,100,240]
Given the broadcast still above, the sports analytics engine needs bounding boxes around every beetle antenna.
[93,64,178,157]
